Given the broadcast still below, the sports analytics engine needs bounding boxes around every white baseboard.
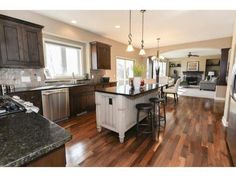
[222,116,228,127]
[214,96,225,101]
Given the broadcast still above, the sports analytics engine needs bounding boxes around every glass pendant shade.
[126,44,134,52]
[139,48,146,55]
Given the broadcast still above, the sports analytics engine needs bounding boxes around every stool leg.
[163,102,166,126]
[151,111,155,139]
[158,103,161,134]
[136,110,140,136]
[154,102,156,117]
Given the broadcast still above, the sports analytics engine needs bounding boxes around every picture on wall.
[187,61,199,71]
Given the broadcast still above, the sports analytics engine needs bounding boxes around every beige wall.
[167,55,220,78]
[0,10,141,81]
[145,37,232,57]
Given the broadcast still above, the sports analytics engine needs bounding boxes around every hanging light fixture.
[126,10,134,52]
[152,38,160,60]
[139,10,146,56]
[156,38,160,59]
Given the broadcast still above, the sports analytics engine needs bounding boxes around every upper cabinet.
[0,14,44,68]
[90,41,111,70]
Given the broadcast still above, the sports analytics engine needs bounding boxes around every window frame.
[43,38,85,79]
[116,56,135,86]
[147,58,167,79]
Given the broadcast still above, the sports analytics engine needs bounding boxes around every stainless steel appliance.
[42,88,70,122]
[0,96,25,116]
[227,63,236,166]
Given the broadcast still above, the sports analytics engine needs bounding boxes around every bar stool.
[135,103,154,136]
[149,97,166,129]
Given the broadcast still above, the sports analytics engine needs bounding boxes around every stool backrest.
[159,76,169,85]
[174,78,181,92]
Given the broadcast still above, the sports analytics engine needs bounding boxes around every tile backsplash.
[0,68,45,88]
[0,68,108,88]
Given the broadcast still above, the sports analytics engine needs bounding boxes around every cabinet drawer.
[70,85,94,94]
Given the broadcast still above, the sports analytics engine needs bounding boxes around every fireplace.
[183,71,203,85]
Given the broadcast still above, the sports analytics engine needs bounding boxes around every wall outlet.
[21,76,31,83]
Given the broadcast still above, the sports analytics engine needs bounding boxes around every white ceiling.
[161,48,221,59]
[35,10,236,48]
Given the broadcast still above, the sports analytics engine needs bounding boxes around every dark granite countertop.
[11,81,117,93]
[0,112,71,167]
[95,83,167,96]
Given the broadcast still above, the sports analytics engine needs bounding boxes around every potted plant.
[133,64,146,88]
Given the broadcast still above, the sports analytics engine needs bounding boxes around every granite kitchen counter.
[95,83,167,97]
[11,81,117,93]
[0,112,71,167]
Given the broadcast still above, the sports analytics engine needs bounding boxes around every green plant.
[133,64,146,77]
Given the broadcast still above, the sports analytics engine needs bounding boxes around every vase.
[133,77,141,88]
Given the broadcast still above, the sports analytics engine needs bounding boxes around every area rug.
[177,86,215,99]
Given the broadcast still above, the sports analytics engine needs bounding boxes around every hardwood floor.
[58,96,232,167]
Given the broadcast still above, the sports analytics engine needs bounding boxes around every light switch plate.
[37,76,41,81]
[21,76,31,82]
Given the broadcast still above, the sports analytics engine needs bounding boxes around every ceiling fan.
[187,52,199,58]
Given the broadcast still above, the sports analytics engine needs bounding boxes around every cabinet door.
[0,19,25,67]
[86,91,95,111]
[22,25,44,68]
[97,44,111,69]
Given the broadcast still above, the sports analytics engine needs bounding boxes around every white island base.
[95,91,157,143]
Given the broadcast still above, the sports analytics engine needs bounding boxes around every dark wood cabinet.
[217,48,230,86]
[22,25,44,67]
[0,14,44,68]
[9,90,43,115]
[69,85,95,116]
[90,41,111,70]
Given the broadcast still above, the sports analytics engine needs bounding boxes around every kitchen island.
[95,84,166,143]
[0,112,71,167]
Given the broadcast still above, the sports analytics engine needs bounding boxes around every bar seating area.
[135,86,167,140]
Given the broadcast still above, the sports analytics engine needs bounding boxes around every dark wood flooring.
[59,96,232,167]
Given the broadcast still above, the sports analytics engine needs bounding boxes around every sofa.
[199,77,217,91]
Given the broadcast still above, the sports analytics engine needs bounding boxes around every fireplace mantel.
[183,71,204,75]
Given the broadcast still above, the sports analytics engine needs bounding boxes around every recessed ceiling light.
[71,20,77,24]
[115,25,120,29]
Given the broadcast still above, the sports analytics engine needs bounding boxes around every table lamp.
[208,71,215,80]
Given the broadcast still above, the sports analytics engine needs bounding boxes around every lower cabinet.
[25,145,66,167]
[9,82,117,117]
[69,85,95,116]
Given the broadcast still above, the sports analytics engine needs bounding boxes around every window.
[147,58,167,79]
[116,58,134,86]
[45,41,83,78]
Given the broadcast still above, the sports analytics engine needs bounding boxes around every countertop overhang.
[0,112,71,167]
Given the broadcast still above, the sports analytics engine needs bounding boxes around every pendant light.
[151,38,161,61]
[126,10,134,52]
[139,10,146,56]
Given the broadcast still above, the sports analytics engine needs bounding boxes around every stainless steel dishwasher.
[42,88,70,122]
